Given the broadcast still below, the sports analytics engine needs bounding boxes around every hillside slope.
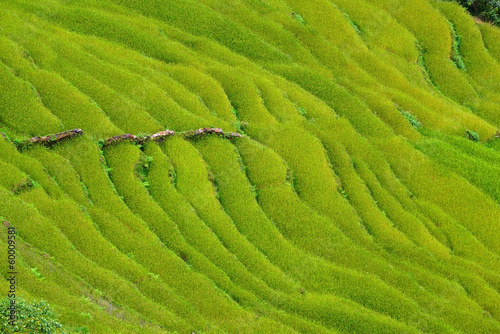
[1,0,500,333]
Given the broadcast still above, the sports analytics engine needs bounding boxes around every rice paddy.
[0,0,499,333]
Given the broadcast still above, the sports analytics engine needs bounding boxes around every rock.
[30,136,41,143]
[123,134,137,140]
[56,132,71,140]
[105,135,121,146]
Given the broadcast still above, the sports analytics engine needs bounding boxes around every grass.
[0,0,499,332]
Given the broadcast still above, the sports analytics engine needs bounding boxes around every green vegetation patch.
[0,298,66,334]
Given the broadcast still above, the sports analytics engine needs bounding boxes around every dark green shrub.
[466,129,480,141]
[453,0,500,25]
[0,297,66,334]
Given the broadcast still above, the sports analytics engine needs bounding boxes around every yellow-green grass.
[0,241,163,334]
[433,131,500,166]
[205,136,498,334]
[25,146,91,206]
[0,186,191,332]
[48,61,163,134]
[369,0,482,107]
[0,159,29,192]
[376,137,500,256]
[478,21,500,62]
[0,24,120,138]
[49,139,219,330]
[0,139,63,198]
[147,142,395,332]
[194,0,326,72]
[84,206,217,331]
[0,11,214,133]
[282,0,367,53]
[311,123,444,253]
[296,123,500,318]
[269,65,398,138]
[158,136,303,295]
[108,0,290,63]
[100,142,302,333]
[166,65,238,124]
[259,307,340,334]
[412,197,500,275]
[244,123,376,248]
[15,191,195,332]
[0,55,63,136]
[244,155,466,331]
[7,147,215,329]
[53,138,259,332]
[11,0,199,66]
[145,142,301,299]
[103,142,267,307]
[331,0,419,64]
[192,137,430,322]
[165,136,428,332]
[30,6,239,127]
[414,138,500,202]
[0,0,499,332]
[261,0,490,138]
[207,66,280,131]
[435,2,500,94]
[43,38,212,132]
[352,157,451,258]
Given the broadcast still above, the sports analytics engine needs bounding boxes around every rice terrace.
[1,0,500,332]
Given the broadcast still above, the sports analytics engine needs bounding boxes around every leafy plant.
[0,298,66,333]
[466,130,480,141]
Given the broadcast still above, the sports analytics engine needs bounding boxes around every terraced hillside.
[1,0,500,333]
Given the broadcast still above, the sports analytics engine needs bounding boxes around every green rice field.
[0,0,499,332]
